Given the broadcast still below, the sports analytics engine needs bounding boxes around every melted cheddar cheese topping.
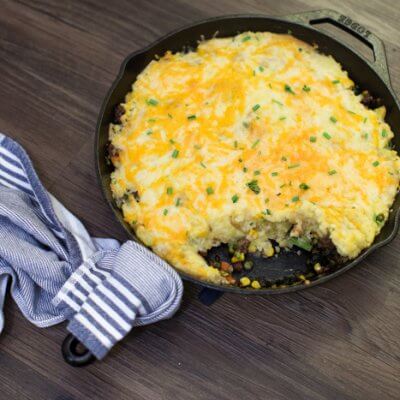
[110,32,400,284]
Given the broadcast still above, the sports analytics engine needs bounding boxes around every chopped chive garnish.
[146,98,158,106]
[187,114,196,120]
[299,183,310,190]
[206,187,214,195]
[281,156,287,161]
[169,139,175,144]
[200,162,207,168]
[332,80,340,84]
[259,66,264,72]
[272,99,283,106]
[148,118,156,123]
[175,198,181,206]
[291,196,300,202]
[310,136,317,143]
[252,104,261,112]
[246,180,260,194]
[330,116,337,123]
[322,132,331,140]
[254,170,261,176]
[232,194,239,203]
[280,183,287,188]
[268,83,273,89]
[364,117,368,123]
[302,85,311,92]
[166,187,173,195]
[167,113,173,118]
[284,84,295,94]
[288,163,300,169]
[271,172,279,177]
[375,213,385,224]
[163,209,168,216]
[243,121,249,128]
[372,161,380,167]
[243,167,248,173]
[382,129,388,137]
[328,169,337,175]
[242,35,251,42]
[172,149,179,158]
[298,47,303,52]
[252,139,260,148]
[279,116,286,120]
[347,110,356,115]
[145,129,153,135]
[263,209,272,216]
[234,140,238,148]
[362,133,368,139]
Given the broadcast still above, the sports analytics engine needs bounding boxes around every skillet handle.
[62,333,96,367]
[198,287,224,305]
[283,9,390,86]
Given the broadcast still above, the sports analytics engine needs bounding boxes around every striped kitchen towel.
[0,133,183,359]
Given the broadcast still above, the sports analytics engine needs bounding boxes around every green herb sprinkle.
[146,98,158,106]
[172,149,179,158]
[322,132,332,140]
[299,183,310,190]
[246,180,260,194]
[284,84,295,94]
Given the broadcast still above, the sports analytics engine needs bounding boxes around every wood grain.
[0,0,399,399]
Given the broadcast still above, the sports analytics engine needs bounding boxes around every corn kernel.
[248,229,258,239]
[231,251,245,263]
[251,280,261,289]
[240,277,251,287]
[264,247,274,257]
[248,243,257,252]
[314,263,322,273]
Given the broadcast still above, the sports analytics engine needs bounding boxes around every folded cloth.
[0,133,183,359]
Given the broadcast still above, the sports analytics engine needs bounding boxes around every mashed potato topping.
[109,32,400,284]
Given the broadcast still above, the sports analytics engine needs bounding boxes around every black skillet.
[62,9,400,366]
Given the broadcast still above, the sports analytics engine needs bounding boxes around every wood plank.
[0,1,399,399]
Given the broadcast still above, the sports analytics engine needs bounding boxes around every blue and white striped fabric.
[0,133,183,359]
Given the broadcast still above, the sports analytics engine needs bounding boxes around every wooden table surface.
[1,0,400,399]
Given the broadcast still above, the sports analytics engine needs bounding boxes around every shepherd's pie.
[109,32,400,285]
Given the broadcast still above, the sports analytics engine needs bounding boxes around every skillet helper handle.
[198,287,224,305]
[62,333,96,367]
[283,9,390,86]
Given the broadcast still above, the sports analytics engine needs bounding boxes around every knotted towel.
[0,133,183,359]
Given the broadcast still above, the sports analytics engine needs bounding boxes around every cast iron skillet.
[63,9,400,366]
